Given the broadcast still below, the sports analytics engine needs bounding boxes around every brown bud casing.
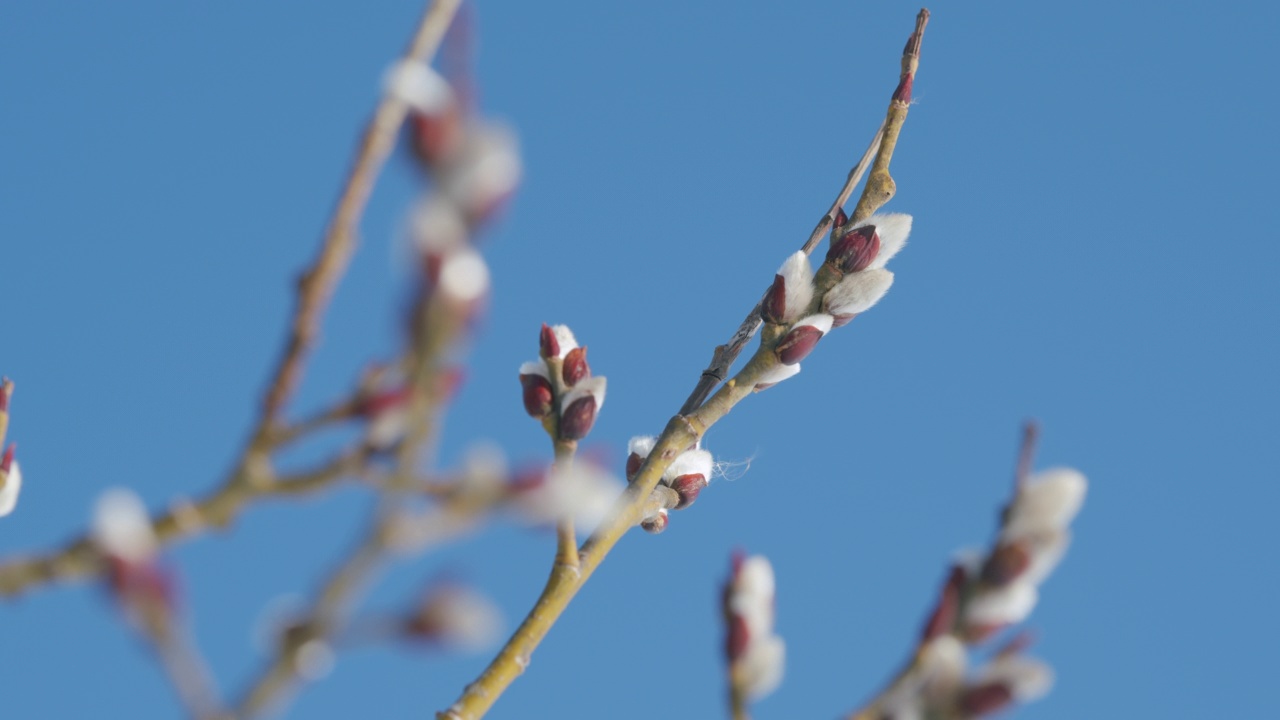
[558,396,598,440]
[539,323,559,360]
[670,474,708,509]
[562,346,590,386]
[958,682,1015,717]
[761,274,788,325]
[776,325,825,365]
[981,542,1032,587]
[827,226,881,274]
[519,373,553,418]
[626,452,645,481]
[921,564,966,643]
[641,509,669,534]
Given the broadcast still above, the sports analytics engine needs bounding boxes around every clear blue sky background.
[2,1,1277,718]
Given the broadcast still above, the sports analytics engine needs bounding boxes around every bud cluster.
[723,553,786,704]
[0,379,20,518]
[518,324,607,442]
[756,213,910,387]
[886,463,1086,718]
[388,59,522,315]
[879,635,1053,720]
[627,436,714,534]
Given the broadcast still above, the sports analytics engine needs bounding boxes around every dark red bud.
[626,452,645,481]
[826,226,881,274]
[761,274,788,324]
[539,323,559,360]
[558,396,598,440]
[0,378,11,413]
[958,682,1015,717]
[963,622,1006,644]
[726,613,750,662]
[776,324,825,365]
[0,444,14,474]
[519,373,553,418]
[670,474,708,509]
[893,74,914,104]
[641,509,668,534]
[830,313,858,328]
[107,556,176,615]
[562,346,590,386]
[981,542,1032,587]
[921,564,966,644]
[358,387,411,417]
[410,108,462,167]
[833,207,848,232]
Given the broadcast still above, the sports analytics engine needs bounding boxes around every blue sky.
[2,1,1277,718]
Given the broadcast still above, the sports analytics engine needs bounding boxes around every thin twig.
[256,0,465,430]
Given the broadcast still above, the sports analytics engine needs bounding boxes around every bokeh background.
[2,1,1277,717]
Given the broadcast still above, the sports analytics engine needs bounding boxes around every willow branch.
[0,0,464,601]
[677,120,884,416]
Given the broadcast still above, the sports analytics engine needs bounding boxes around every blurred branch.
[0,0,465,601]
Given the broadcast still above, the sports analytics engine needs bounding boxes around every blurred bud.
[411,195,468,267]
[437,246,490,304]
[958,682,1014,716]
[1003,468,1087,541]
[93,488,157,564]
[405,583,503,652]
[762,252,814,325]
[824,268,894,317]
[921,564,966,643]
[384,60,455,117]
[962,581,1038,639]
[0,445,21,518]
[961,654,1054,715]
[562,346,591,386]
[725,554,785,701]
[559,377,606,440]
[827,225,881,274]
[640,508,669,534]
[0,376,12,414]
[512,460,622,530]
[775,314,833,365]
[981,542,1032,587]
[753,362,801,392]
[518,361,554,418]
[626,436,657,481]
[363,387,410,451]
[442,122,522,222]
[539,323,560,360]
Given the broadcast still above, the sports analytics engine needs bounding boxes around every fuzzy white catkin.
[518,360,550,379]
[412,195,468,254]
[93,488,157,563]
[1003,468,1087,540]
[663,448,713,484]
[824,269,895,316]
[443,123,522,215]
[438,247,491,303]
[560,376,606,414]
[550,325,578,358]
[383,60,454,116]
[977,655,1055,702]
[755,363,801,388]
[776,251,815,323]
[964,581,1038,627]
[0,462,21,517]
[853,212,912,270]
[627,435,657,458]
[738,634,786,701]
[793,313,834,335]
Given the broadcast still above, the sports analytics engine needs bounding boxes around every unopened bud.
[0,445,21,518]
[893,74,914,104]
[754,362,801,392]
[562,346,590,386]
[958,682,1014,716]
[921,564,966,643]
[671,474,708,509]
[641,508,669,534]
[827,225,881,274]
[626,436,657,481]
[775,314,833,365]
[518,363,554,419]
[831,208,849,240]
[764,252,815,325]
[558,377,606,440]
[981,541,1032,587]
[539,323,559,359]
[761,273,788,325]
